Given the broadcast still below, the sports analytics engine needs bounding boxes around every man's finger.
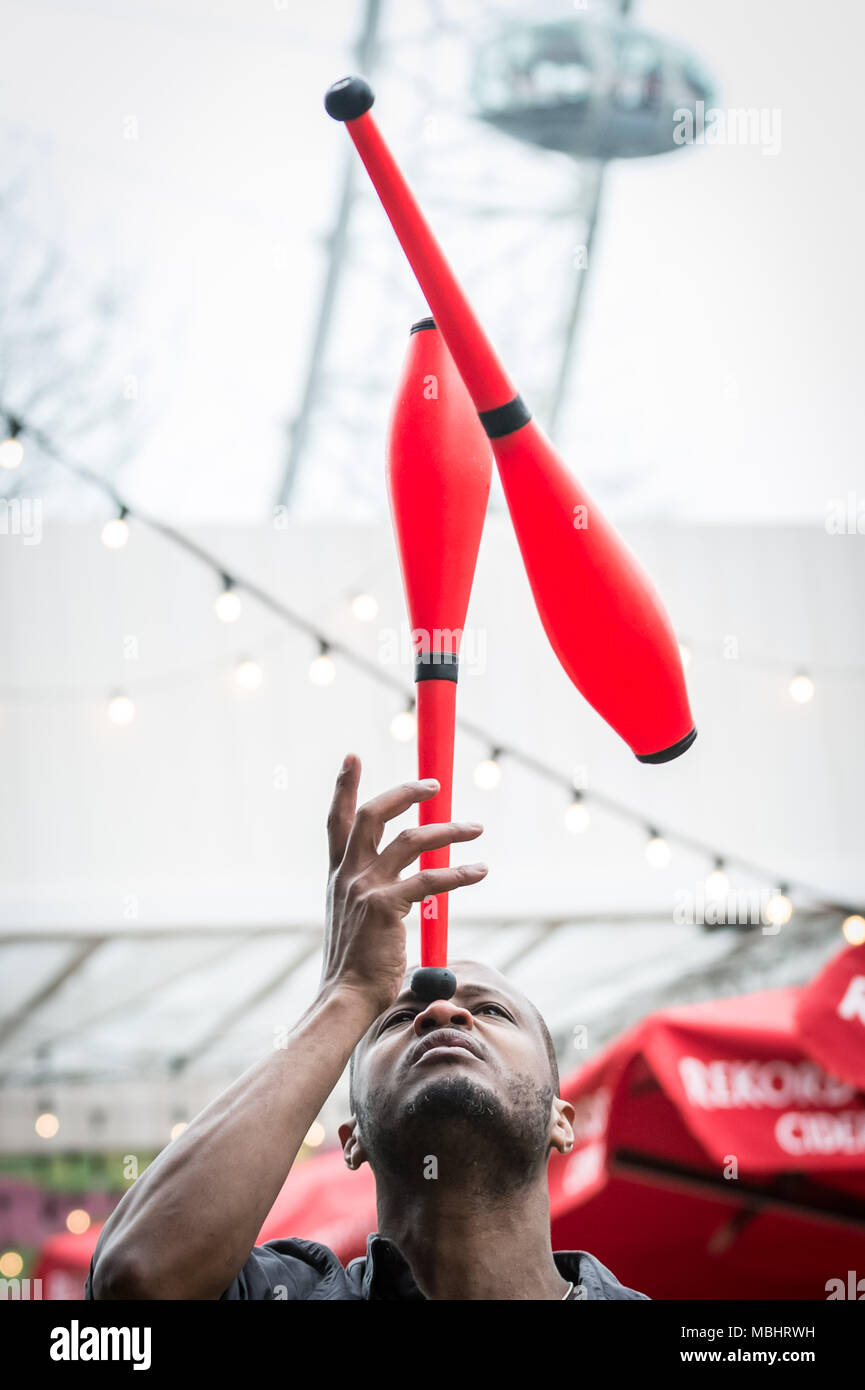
[326,754,361,870]
[344,777,440,867]
[376,822,483,878]
[389,861,489,907]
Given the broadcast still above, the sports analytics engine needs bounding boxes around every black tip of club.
[324,76,375,122]
[410,967,457,1003]
[636,727,698,764]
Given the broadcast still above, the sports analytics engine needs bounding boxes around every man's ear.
[549,1096,576,1156]
[339,1117,369,1171]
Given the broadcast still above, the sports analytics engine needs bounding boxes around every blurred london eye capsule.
[471,12,715,160]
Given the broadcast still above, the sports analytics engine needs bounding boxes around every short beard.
[355,1071,554,1197]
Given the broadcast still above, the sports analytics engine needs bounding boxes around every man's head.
[339,960,575,1196]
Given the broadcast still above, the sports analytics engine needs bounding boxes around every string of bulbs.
[2,413,863,942]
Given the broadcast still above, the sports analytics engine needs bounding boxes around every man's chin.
[401,1070,500,1122]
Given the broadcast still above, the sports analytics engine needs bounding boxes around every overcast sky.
[3,0,864,524]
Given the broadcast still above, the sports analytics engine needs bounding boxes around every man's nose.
[414,998,473,1032]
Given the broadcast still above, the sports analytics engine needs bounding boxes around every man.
[87,755,649,1301]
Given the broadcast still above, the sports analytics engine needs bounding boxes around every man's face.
[341,960,574,1187]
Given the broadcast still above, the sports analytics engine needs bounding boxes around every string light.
[101,506,129,549]
[309,642,336,686]
[645,831,671,869]
[170,1121,188,1141]
[304,1120,326,1148]
[3,410,855,932]
[351,592,379,623]
[705,859,729,899]
[35,1112,59,1139]
[474,749,503,790]
[0,419,23,470]
[214,577,242,623]
[765,887,793,928]
[66,1208,91,1235]
[234,658,263,691]
[842,914,865,946]
[390,702,416,742]
[0,1252,23,1278]
[564,794,590,834]
[789,672,815,704]
[107,693,135,726]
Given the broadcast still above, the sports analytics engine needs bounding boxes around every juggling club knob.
[410,967,457,1003]
[324,76,375,122]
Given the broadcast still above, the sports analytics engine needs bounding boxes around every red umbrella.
[548,979,865,1299]
[796,942,865,1091]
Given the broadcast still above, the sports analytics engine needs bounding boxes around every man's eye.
[380,1010,414,1032]
[477,1003,511,1019]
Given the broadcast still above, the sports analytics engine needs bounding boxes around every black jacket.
[213,1233,651,1300]
[86,1232,650,1301]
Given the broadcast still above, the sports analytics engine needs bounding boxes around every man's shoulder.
[558,1249,651,1301]
[219,1235,364,1301]
[83,1236,365,1302]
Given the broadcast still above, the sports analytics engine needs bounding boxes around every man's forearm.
[90,984,377,1300]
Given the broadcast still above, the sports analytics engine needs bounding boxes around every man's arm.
[89,754,486,1300]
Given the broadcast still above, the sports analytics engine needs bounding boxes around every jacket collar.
[360,1233,588,1300]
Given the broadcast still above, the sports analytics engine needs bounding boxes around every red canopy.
[547,975,865,1298]
[36,947,865,1299]
[796,942,865,1091]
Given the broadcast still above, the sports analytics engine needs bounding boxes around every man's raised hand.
[320,754,487,1016]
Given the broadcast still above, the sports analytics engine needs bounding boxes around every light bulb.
[0,436,24,469]
[705,866,729,899]
[66,1208,91,1235]
[351,593,378,623]
[842,914,865,946]
[170,1121,188,1141]
[679,643,692,670]
[390,709,416,741]
[235,659,263,691]
[474,756,502,790]
[564,799,590,834]
[35,1112,59,1139]
[304,1120,326,1148]
[215,586,242,623]
[107,694,135,726]
[765,891,793,928]
[789,673,814,704]
[645,835,671,869]
[101,515,129,549]
[309,652,336,686]
[0,1252,23,1278]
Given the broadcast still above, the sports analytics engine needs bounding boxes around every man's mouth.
[410,1029,485,1066]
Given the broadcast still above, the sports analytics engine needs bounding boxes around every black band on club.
[478,394,532,439]
[414,652,459,683]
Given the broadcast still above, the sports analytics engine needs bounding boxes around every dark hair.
[347,1001,560,1110]
[531,1002,561,1097]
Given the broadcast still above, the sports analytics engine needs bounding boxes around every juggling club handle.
[414,657,457,969]
[324,75,517,414]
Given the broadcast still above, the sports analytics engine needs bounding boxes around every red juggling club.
[387,319,492,1002]
[326,76,696,766]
